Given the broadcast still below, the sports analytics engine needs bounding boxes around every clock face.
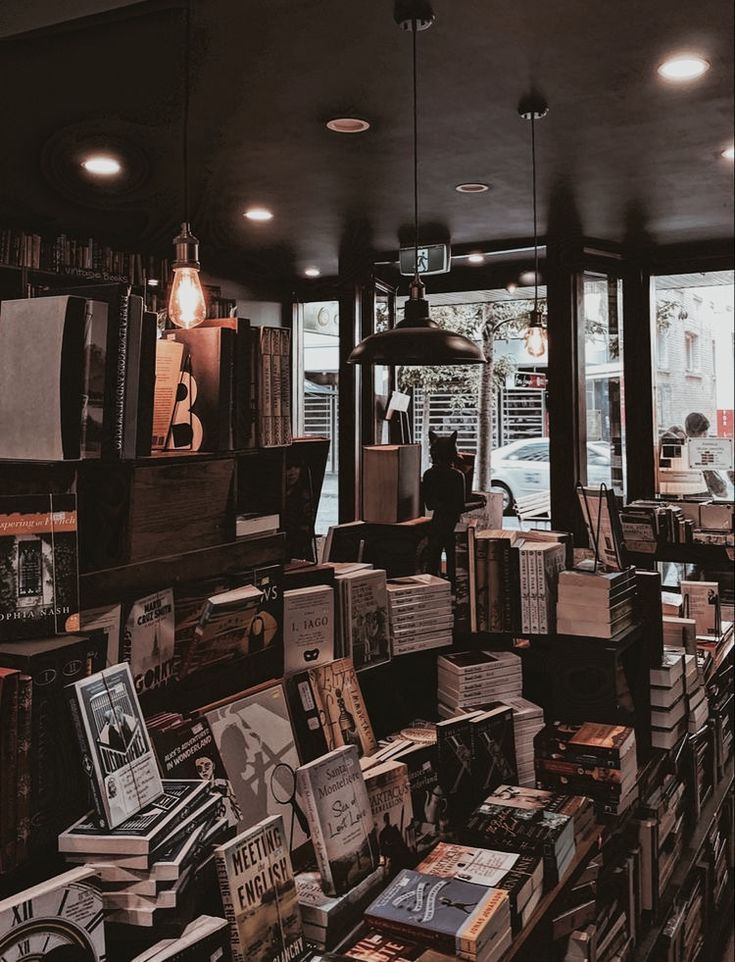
[0,873,105,962]
[0,921,95,961]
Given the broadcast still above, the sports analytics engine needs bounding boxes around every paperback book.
[284,584,335,675]
[66,662,163,828]
[301,658,378,758]
[121,588,176,693]
[297,745,379,896]
[337,569,391,670]
[364,759,417,871]
[215,814,304,962]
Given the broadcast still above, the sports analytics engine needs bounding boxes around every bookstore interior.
[0,1,734,960]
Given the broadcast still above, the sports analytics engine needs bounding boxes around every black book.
[436,713,478,822]
[469,704,518,802]
[390,741,443,856]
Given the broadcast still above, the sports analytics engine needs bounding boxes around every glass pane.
[396,287,548,523]
[653,270,734,500]
[373,292,392,443]
[582,272,626,497]
[301,301,339,533]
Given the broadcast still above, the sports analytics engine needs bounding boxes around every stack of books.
[418,842,543,935]
[365,867,512,962]
[681,652,709,733]
[534,722,638,817]
[500,695,545,788]
[386,574,454,655]
[555,566,637,640]
[129,915,230,961]
[621,501,693,551]
[437,651,522,712]
[650,650,687,750]
[58,781,231,926]
[295,866,385,949]
[463,785,588,888]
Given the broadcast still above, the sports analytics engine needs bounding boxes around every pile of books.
[58,780,230,926]
[681,651,709,733]
[500,695,545,788]
[437,651,522,711]
[365,866,513,962]
[418,842,543,935]
[620,500,693,551]
[386,574,454,655]
[296,866,385,949]
[534,722,638,817]
[556,566,637,640]
[463,785,592,888]
[650,650,688,750]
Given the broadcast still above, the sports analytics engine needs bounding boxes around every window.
[509,442,548,462]
[684,331,699,372]
[653,271,734,500]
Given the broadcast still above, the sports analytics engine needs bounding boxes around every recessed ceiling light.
[455,182,490,193]
[467,253,485,264]
[326,117,371,133]
[722,145,735,160]
[244,207,274,221]
[81,154,122,176]
[657,55,710,82]
[304,267,321,278]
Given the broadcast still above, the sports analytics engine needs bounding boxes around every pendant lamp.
[168,0,206,329]
[348,1,484,366]
[518,95,548,359]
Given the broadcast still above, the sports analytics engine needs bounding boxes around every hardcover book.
[203,682,308,851]
[284,584,335,675]
[178,582,262,677]
[338,570,391,670]
[122,588,176,693]
[364,759,417,871]
[390,742,443,857]
[58,780,210,856]
[468,704,518,801]
[215,814,305,962]
[0,494,79,641]
[436,713,481,822]
[0,866,106,961]
[365,869,510,961]
[150,715,242,827]
[296,745,379,896]
[66,662,163,828]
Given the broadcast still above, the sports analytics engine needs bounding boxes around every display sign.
[687,436,733,470]
[399,243,451,275]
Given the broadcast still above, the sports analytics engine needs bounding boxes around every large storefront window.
[582,272,626,497]
[653,271,734,500]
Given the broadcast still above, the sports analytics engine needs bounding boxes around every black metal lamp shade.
[348,277,485,366]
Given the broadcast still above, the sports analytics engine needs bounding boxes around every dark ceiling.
[0,0,733,288]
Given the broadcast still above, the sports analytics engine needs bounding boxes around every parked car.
[490,437,612,514]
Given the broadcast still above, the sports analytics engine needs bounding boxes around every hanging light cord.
[412,19,420,282]
[531,112,539,314]
[183,0,191,226]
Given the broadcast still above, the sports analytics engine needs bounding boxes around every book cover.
[681,580,719,636]
[129,915,230,962]
[342,928,444,962]
[365,869,510,959]
[0,668,19,872]
[339,570,391,671]
[307,658,378,758]
[0,866,106,961]
[297,745,379,896]
[151,339,187,450]
[436,714,479,822]
[150,715,242,827]
[58,780,210,856]
[469,705,518,801]
[0,494,79,641]
[215,814,304,962]
[284,585,335,675]
[80,604,122,667]
[203,682,308,851]
[66,662,163,828]
[390,743,444,857]
[364,760,417,872]
[122,588,176,693]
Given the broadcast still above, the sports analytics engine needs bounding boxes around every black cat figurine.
[422,429,467,578]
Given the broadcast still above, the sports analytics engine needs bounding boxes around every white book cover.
[681,580,719,635]
[283,585,335,675]
[339,570,391,671]
[122,589,176,693]
[0,866,106,961]
[66,662,163,829]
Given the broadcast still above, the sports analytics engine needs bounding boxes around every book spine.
[519,550,530,634]
[214,851,247,962]
[298,766,335,895]
[475,538,488,632]
[537,552,547,634]
[0,674,19,871]
[509,544,522,633]
[468,527,477,634]
[15,675,32,865]
[66,689,108,828]
[111,292,130,457]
